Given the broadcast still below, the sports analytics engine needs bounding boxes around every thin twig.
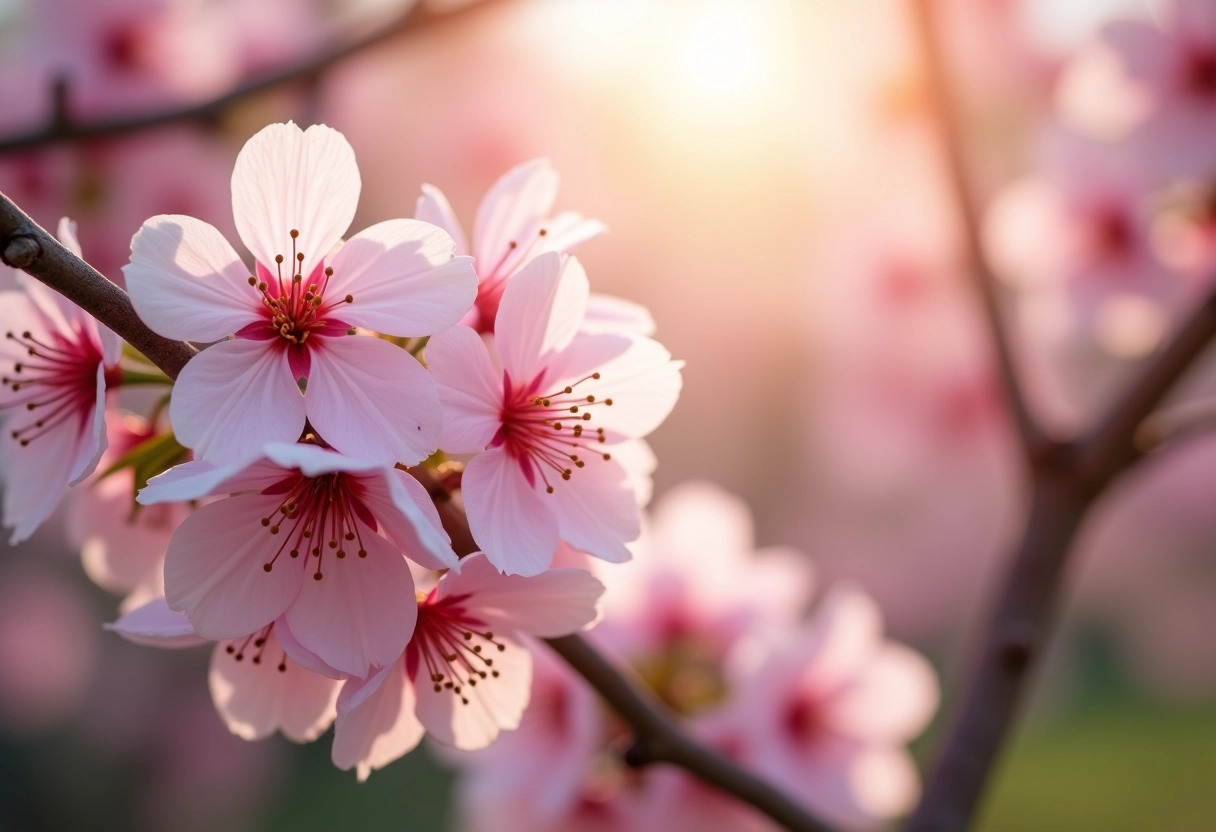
[1134,395,1216,454]
[1,191,195,376]
[0,0,498,154]
[0,188,835,832]
[910,0,1047,465]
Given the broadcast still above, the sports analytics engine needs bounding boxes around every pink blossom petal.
[283,529,417,679]
[305,335,440,466]
[274,615,347,679]
[825,644,938,743]
[1,416,93,544]
[437,553,603,637]
[208,630,341,742]
[415,183,469,255]
[139,457,293,505]
[612,438,657,506]
[231,122,359,280]
[425,325,503,453]
[473,159,558,271]
[325,219,477,336]
[359,469,458,572]
[69,363,108,485]
[582,293,656,337]
[548,455,639,565]
[73,471,183,594]
[261,442,384,477]
[333,657,425,781]
[793,584,884,696]
[463,447,561,576]
[413,634,532,750]
[540,210,607,256]
[125,214,261,341]
[494,253,589,383]
[164,495,306,639]
[170,339,305,465]
[105,597,208,649]
[546,332,683,440]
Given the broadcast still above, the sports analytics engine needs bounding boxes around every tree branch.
[910,0,1048,465]
[0,188,836,832]
[906,2,1216,831]
[0,0,498,154]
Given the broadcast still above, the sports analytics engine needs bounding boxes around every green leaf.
[99,430,189,498]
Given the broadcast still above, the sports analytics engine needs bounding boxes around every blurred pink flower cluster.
[457,483,938,832]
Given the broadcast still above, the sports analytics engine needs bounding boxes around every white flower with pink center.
[0,218,121,543]
[138,442,458,678]
[124,121,477,466]
[426,251,683,576]
[416,158,607,334]
[110,599,342,743]
[331,553,604,781]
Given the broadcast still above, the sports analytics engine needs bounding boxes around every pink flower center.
[473,225,551,333]
[221,624,288,673]
[783,693,824,744]
[257,470,377,581]
[2,328,106,448]
[243,229,354,346]
[495,372,615,493]
[409,591,506,706]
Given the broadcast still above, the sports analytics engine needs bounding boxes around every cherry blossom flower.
[416,158,606,333]
[718,584,938,830]
[125,121,477,466]
[426,251,682,575]
[0,218,121,543]
[138,441,458,678]
[109,598,341,742]
[331,553,604,781]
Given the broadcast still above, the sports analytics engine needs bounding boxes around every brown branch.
[910,0,1047,465]
[0,0,500,154]
[905,2,1216,831]
[0,188,836,832]
[1,191,196,376]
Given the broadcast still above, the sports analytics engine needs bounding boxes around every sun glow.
[675,1,767,99]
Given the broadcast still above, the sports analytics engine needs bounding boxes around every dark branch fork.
[0,190,834,832]
[907,2,1216,831]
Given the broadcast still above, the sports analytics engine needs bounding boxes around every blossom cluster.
[0,117,935,826]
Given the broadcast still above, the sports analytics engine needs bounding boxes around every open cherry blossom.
[0,218,121,543]
[426,252,682,576]
[717,584,938,830]
[109,598,342,742]
[125,121,477,466]
[138,441,458,678]
[331,553,604,781]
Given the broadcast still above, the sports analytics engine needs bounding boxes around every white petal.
[1,417,89,544]
[125,214,260,341]
[438,553,604,637]
[472,158,557,270]
[139,457,293,504]
[415,184,469,255]
[413,634,532,750]
[332,657,425,781]
[494,253,589,383]
[283,529,418,679]
[549,455,639,565]
[208,630,341,742]
[582,293,656,337]
[231,122,359,280]
[359,468,458,572]
[462,447,560,576]
[164,494,306,640]
[305,335,440,466]
[169,340,306,466]
[326,219,476,336]
[105,597,208,649]
[425,325,503,454]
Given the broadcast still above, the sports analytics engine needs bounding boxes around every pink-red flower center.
[409,591,506,706]
[242,229,354,347]
[257,470,377,581]
[1183,47,1216,98]
[494,371,615,493]
[2,328,106,448]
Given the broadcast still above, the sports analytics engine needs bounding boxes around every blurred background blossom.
[3,0,1216,830]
